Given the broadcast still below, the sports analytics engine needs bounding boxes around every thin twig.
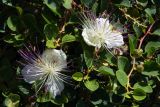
[126,57,135,92]
[138,23,155,49]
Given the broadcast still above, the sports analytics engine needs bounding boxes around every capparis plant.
[0,0,160,107]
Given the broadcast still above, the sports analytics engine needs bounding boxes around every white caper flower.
[81,13,124,49]
[19,48,69,97]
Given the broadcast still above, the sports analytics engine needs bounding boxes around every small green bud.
[136,63,144,73]
[74,28,78,33]
[132,49,143,57]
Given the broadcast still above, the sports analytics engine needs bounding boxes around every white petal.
[105,32,124,48]
[82,28,102,48]
[21,65,44,84]
[41,49,67,68]
[45,74,64,97]
[96,18,110,32]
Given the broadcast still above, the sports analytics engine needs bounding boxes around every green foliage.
[72,72,83,81]
[62,34,77,44]
[44,24,58,48]
[98,66,115,76]
[116,70,128,87]
[84,79,99,91]
[3,93,20,107]
[133,88,146,101]
[1,0,160,106]
[145,42,160,56]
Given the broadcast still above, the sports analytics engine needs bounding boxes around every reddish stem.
[138,23,154,49]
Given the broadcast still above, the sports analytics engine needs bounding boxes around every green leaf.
[98,66,115,76]
[156,54,160,64]
[44,0,61,17]
[4,34,24,45]
[84,79,99,91]
[14,34,24,41]
[18,86,29,95]
[118,56,129,71]
[72,72,83,81]
[62,34,77,44]
[133,82,153,93]
[142,61,160,77]
[7,16,22,32]
[4,35,15,44]
[76,100,86,107]
[4,93,20,107]
[2,0,12,6]
[115,0,132,7]
[145,42,160,56]
[46,39,56,48]
[116,70,128,87]
[151,29,160,36]
[91,2,98,13]
[136,0,148,7]
[128,35,137,54]
[133,24,142,38]
[16,6,23,15]
[44,24,58,48]
[80,0,96,7]
[142,71,159,77]
[44,24,58,40]
[83,45,94,68]
[99,0,108,12]
[145,7,156,23]
[133,88,146,101]
[63,0,72,9]
[22,14,38,32]
[103,52,116,65]
[37,93,52,103]
[51,94,68,105]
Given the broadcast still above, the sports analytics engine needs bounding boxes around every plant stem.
[138,23,154,49]
[126,57,135,92]
[126,23,154,92]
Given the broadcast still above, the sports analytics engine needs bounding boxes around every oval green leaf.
[98,66,115,76]
[84,79,99,91]
[118,56,129,71]
[72,72,83,81]
[133,82,153,93]
[133,88,146,101]
[145,42,160,57]
[116,70,128,87]
[44,0,61,17]
[62,34,77,44]
[7,16,21,31]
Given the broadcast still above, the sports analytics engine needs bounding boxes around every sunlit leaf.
[84,79,99,91]
[72,72,83,81]
[4,93,20,107]
[116,70,128,87]
[62,34,77,44]
[151,29,160,36]
[83,45,94,68]
[7,16,21,31]
[44,0,61,17]
[133,88,146,101]
[63,0,72,9]
[115,0,132,7]
[133,82,153,93]
[136,0,148,7]
[44,24,58,48]
[145,42,160,56]
[118,56,129,71]
[98,66,115,76]
[51,94,68,105]
[128,35,137,54]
